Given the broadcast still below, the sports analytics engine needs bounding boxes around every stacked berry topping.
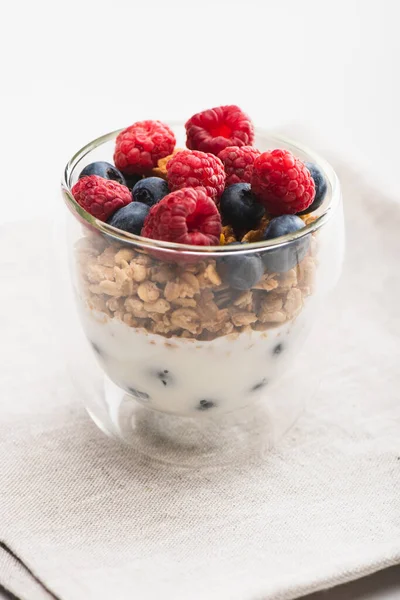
[72,106,327,253]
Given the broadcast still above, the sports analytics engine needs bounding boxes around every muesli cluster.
[77,233,316,341]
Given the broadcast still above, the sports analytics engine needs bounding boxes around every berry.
[197,399,216,411]
[298,162,327,214]
[218,146,260,186]
[142,187,221,246]
[262,215,310,272]
[251,378,268,392]
[166,150,225,201]
[149,368,174,387]
[185,105,254,156]
[107,202,150,235]
[114,120,176,175]
[72,175,132,221]
[78,161,126,186]
[128,388,150,401]
[264,214,305,238]
[132,177,169,207]
[220,183,264,235]
[251,149,315,215]
[218,243,264,290]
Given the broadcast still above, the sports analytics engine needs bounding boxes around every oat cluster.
[150,148,183,180]
[76,233,317,341]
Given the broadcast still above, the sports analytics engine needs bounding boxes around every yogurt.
[78,301,310,418]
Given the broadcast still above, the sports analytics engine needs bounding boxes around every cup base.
[86,375,304,468]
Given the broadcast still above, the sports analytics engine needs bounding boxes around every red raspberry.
[114,120,176,175]
[185,105,254,156]
[142,187,221,246]
[218,145,261,186]
[251,149,315,215]
[166,149,225,201]
[72,175,131,221]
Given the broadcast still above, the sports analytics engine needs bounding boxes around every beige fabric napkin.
[1,163,400,600]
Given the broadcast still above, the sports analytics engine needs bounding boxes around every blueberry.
[132,177,170,207]
[220,183,265,235]
[128,387,150,401]
[273,343,283,355]
[78,161,126,186]
[197,399,216,411]
[251,378,268,392]
[298,162,327,214]
[263,215,305,239]
[262,215,309,272]
[149,369,174,387]
[107,202,150,235]
[218,243,264,290]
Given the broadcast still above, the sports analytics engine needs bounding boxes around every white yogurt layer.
[78,300,311,417]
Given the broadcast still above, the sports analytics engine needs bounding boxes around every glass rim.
[61,123,341,256]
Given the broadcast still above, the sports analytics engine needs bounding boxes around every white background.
[1,0,399,225]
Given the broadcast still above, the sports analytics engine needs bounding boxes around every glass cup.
[59,124,344,466]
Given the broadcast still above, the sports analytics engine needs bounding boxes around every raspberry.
[166,150,225,201]
[251,149,315,215]
[185,105,254,156]
[114,120,176,175]
[142,187,221,246]
[218,146,261,186]
[72,175,131,221]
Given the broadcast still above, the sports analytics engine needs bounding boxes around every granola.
[77,232,317,340]
[150,148,184,180]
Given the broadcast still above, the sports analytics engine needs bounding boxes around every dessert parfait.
[62,105,343,455]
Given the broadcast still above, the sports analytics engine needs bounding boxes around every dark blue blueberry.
[132,177,170,207]
[262,215,310,272]
[218,243,264,290]
[197,399,216,411]
[263,215,305,239]
[298,162,327,214]
[78,161,126,186]
[273,343,283,355]
[251,378,268,392]
[128,387,150,401]
[149,369,174,387]
[220,183,265,235]
[107,202,150,235]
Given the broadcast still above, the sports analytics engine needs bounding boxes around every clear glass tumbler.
[59,124,344,465]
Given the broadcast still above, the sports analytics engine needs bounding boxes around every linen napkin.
[1,162,399,600]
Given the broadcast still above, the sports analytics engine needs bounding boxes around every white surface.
[1,167,399,599]
[1,0,400,227]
